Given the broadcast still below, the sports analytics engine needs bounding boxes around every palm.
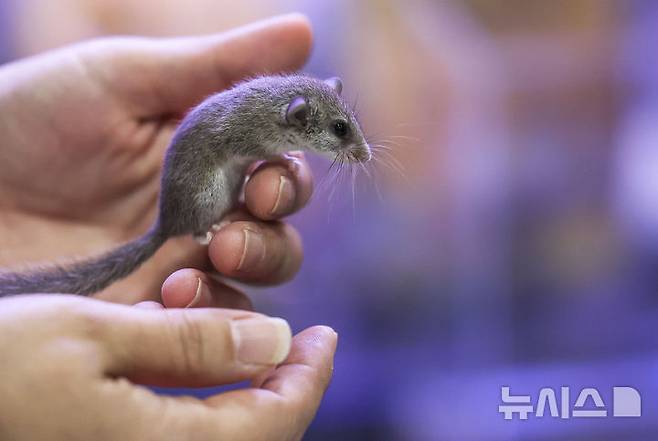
[0,44,198,302]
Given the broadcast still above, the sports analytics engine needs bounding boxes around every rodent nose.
[351,146,372,163]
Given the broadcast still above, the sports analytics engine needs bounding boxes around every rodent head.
[283,77,371,163]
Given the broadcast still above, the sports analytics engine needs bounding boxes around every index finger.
[203,326,338,441]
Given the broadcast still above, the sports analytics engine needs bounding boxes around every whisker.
[371,155,398,175]
[387,134,420,142]
[370,143,396,151]
[326,153,347,221]
[371,153,408,183]
[357,160,372,180]
[351,92,361,119]
[372,140,404,149]
[355,161,376,200]
[393,121,441,128]
[327,154,340,173]
[373,149,406,175]
[317,153,341,195]
[328,152,347,204]
[350,162,357,222]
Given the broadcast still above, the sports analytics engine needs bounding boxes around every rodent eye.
[332,120,349,138]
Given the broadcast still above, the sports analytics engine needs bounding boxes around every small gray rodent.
[0,74,370,296]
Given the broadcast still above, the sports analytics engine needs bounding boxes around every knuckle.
[72,307,110,342]
[24,296,108,342]
[167,311,208,376]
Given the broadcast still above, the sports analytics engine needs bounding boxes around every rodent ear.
[324,77,343,96]
[286,96,308,126]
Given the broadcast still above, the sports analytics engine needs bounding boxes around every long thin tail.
[0,227,167,297]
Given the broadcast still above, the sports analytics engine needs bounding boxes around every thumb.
[80,13,312,116]
[98,306,292,387]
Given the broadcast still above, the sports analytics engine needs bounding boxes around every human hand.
[0,14,314,304]
[0,295,336,440]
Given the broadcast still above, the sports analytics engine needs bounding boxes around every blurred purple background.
[3,0,658,439]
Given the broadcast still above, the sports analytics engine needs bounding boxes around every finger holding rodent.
[209,220,303,285]
[160,268,253,310]
[244,152,313,220]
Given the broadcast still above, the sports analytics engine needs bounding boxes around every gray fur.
[0,74,370,296]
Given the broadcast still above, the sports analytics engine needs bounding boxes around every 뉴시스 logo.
[499,386,641,420]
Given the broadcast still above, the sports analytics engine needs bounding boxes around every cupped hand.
[0,14,314,304]
[0,295,336,441]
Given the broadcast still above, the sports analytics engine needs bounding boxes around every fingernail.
[134,301,164,310]
[319,325,338,339]
[231,317,292,365]
[236,228,266,272]
[270,174,296,216]
[185,278,210,308]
